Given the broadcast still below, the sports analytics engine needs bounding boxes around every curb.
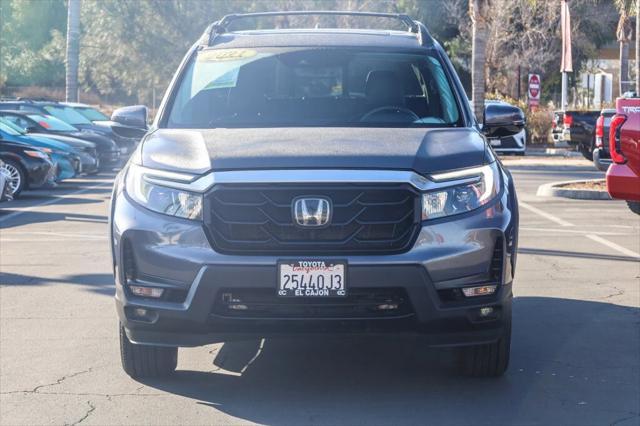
[537,179,612,200]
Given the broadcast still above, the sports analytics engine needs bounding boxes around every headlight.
[23,150,50,159]
[125,163,203,220]
[422,163,500,220]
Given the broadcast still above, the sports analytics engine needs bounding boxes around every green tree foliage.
[0,0,67,87]
[0,0,621,104]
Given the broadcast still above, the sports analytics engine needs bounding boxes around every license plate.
[278,261,346,297]
[489,138,501,147]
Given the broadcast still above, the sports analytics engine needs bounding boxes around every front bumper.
[99,150,121,166]
[112,172,518,348]
[607,162,640,201]
[52,155,76,181]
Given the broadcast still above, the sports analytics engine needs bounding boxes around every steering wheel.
[360,106,420,123]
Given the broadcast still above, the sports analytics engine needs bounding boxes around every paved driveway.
[1,158,638,425]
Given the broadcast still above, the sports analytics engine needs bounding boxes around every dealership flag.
[560,0,573,72]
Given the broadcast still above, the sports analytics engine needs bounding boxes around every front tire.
[119,325,177,378]
[0,159,26,197]
[579,142,594,161]
[458,318,511,377]
[627,201,640,215]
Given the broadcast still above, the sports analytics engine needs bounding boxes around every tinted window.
[0,118,24,136]
[167,48,461,128]
[43,106,92,125]
[1,115,32,130]
[76,107,109,121]
[28,114,78,131]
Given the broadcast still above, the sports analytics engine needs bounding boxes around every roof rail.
[202,11,434,47]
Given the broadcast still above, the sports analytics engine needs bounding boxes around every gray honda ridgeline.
[109,11,523,379]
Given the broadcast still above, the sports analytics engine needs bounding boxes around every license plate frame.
[277,260,347,297]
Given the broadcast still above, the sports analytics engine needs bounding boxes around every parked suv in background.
[110,11,523,379]
[484,100,526,155]
[606,95,640,215]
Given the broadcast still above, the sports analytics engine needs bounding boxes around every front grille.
[203,183,421,255]
[212,287,413,319]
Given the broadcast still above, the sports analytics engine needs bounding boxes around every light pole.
[560,0,573,109]
[65,0,80,102]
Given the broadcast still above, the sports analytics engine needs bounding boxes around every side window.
[4,116,25,129]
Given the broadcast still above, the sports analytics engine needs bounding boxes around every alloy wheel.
[1,163,21,195]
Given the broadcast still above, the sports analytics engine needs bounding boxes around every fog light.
[479,307,494,317]
[462,285,497,297]
[376,303,399,311]
[133,308,148,317]
[129,285,164,298]
[228,304,248,310]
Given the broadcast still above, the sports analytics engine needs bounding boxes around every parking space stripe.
[520,227,626,236]
[585,234,640,259]
[0,182,112,225]
[520,200,640,259]
[519,201,575,227]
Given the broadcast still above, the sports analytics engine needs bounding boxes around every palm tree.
[614,0,635,95]
[469,0,492,123]
[65,0,80,102]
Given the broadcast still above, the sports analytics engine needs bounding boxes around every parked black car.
[0,100,138,156]
[485,100,526,155]
[0,139,54,196]
[593,108,616,172]
[0,110,119,170]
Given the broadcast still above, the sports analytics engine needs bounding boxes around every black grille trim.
[203,183,421,255]
[212,287,414,319]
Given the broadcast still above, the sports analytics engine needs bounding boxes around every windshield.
[167,47,461,128]
[76,107,109,121]
[28,114,78,132]
[0,118,25,135]
[43,105,92,125]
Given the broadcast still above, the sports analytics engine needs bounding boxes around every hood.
[59,130,117,151]
[141,127,489,176]
[17,134,77,153]
[30,133,96,150]
[73,123,113,137]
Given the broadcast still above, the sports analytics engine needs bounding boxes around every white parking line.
[520,227,626,236]
[0,182,112,225]
[585,234,640,259]
[519,201,575,227]
[520,201,640,259]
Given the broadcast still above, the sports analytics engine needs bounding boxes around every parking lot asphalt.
[1,157,639,426]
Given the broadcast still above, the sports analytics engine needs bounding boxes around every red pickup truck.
[606,96,640,214]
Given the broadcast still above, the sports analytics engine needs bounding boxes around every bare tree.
[65,0,80,102]
[615,0,635,95]
[469,0,491,122]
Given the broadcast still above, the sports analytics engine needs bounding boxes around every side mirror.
[25,126,38,134]
[110,105,148,139]
[483,103,525,138]
[111,105,148,129]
